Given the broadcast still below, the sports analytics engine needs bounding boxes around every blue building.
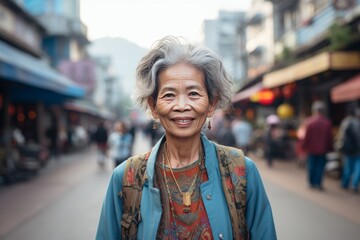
[22,0,88,68]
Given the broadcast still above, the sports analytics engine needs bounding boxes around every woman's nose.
[174,96,190,111]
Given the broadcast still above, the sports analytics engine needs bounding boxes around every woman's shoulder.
[244,156,256,170]
[113,152,150,174]
[112,160,127,179]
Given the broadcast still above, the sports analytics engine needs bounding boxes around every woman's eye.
[189,91,200,96]
[163,93,174,98]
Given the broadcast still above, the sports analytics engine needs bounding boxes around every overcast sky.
[80,0,251,48]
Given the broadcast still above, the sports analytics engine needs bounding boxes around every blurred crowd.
[203,102,360,193]
[1,101,360,193]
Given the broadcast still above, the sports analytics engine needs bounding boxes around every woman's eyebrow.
[160,84,202,92]
[159,86,176,92]
[186,84,203,91]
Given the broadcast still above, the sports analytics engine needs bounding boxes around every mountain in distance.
[87,37,148,95]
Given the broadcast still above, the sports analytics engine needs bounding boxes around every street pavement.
[251,152,360,228]
[258,162,360,240]
[0,130,359,239]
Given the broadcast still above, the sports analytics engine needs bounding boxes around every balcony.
[274,30,296,56]
[296,6,336,47]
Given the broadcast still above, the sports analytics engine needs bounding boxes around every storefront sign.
[58,59,96,92]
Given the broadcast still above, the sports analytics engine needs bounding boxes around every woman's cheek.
[193,99,211,113]
[155,100,173,115]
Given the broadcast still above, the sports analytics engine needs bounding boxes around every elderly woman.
[96,36,276,240]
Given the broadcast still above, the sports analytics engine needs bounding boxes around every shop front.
[0,40,85,146]
[262,51,360,124]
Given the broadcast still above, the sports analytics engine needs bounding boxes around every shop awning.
[64,100,115,120]
[0,40,85,98]
[232,82,263,103]
[263,51,360,88]
[331,73,360,103]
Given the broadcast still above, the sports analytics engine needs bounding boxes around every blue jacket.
[96,134,277,239]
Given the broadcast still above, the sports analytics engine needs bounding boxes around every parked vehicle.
[17,143,50,167]
[0,129,49,184]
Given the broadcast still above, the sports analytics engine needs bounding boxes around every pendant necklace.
[163,143,201,213]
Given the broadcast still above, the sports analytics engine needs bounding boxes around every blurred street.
[1,1,360,239]
[0,130,359,240]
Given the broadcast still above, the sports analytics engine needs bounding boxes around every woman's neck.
[164,135,202,168]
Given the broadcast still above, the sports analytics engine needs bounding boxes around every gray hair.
[312,100,325,114]
[132,36,234,111]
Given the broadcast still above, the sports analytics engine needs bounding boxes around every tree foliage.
[327,22,355,51]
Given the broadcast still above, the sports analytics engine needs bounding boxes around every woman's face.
[148,63,217,139]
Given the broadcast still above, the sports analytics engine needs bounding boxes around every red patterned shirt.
[155,158,213,239]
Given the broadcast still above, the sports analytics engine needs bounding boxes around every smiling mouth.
[174,119,192,124]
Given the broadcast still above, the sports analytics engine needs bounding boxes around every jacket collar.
[145,133,217,187]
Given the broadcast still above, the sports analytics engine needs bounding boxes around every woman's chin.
[166,129,201,139]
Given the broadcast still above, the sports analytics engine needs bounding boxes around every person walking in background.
[93,121,108,166]
[336,103,360,193]
[302,101,333,190]
[231,110,253,154]
[263,114,281,167]
[107,121,133,168]
[295,121,307,167]
[144,120,165,146]
[128,123,137,146]
[46,115,59,158]
[217,115,236,147]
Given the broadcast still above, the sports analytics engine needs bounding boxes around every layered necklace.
[162,143,203,213]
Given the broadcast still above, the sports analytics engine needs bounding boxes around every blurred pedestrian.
[263,114,281,167]
[93,121,108,166]
[46,116,59,158]
[46,123,59,159]
[217,115,236,147]
[231,111,253,154]
[295,122,307,167]
[107,121,133,168]
[302,101,333,190]
[144,120,165,146]
[128,123,137,145]
[336,103,360,193]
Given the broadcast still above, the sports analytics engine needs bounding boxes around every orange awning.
[232,82,263,103]
[331,74,360,103]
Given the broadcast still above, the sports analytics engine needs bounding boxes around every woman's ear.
[147,97,159,119]
[207,97,219,118]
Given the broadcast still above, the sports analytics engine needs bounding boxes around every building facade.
[246,0,275,80]
[203,11,248,89]
[232,0,360,128]
[22,0,114,137]
[22,0,88,67]
[0,0,85,155]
